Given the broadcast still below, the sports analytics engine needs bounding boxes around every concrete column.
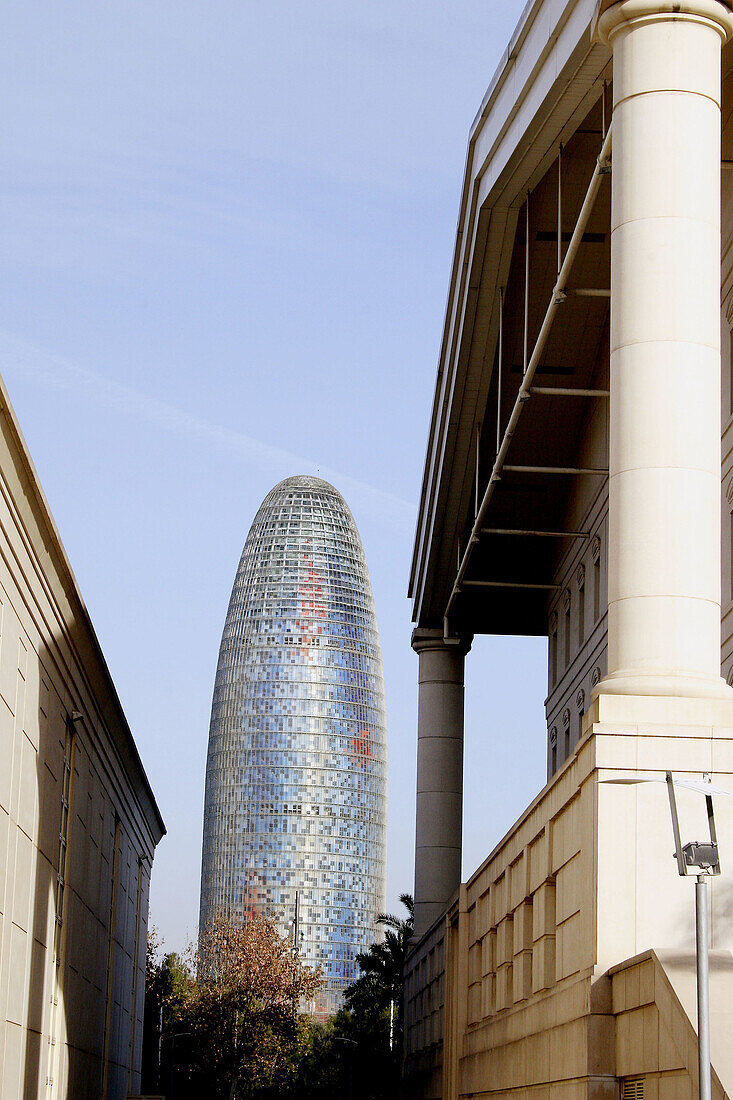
[596,0,733,699]
[412,628,472,940]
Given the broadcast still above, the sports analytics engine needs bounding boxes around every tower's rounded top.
[271,474,339,494]
[256,474,361,539]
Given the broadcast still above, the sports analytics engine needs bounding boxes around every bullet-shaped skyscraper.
[199,475,387,1014]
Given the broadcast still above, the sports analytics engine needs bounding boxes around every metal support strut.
[481,528,590,539]
[475,422,481,518]
[557,143,563,276]
[444,120,612,634]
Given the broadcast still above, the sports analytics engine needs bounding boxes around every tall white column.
[412,629,471,940]
[596,0,733,699]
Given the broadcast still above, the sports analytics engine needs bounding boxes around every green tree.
[141,927,190,1093]
[143,912,322,1099]
[285,894,414,1100]
[345,893,414,1036]
[181,909,321,1099]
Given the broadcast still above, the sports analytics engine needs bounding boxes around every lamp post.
[603,772,730,1100]
[334,1037,357,1100]
[665,773,721,1100]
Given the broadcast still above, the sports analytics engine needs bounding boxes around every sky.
[0,0,547,952]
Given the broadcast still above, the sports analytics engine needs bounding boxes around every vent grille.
[622,1079,644,1100]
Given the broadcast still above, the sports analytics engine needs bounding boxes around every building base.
[404,698,733,1099]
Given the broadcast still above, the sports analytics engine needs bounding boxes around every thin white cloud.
[0,330,417,531]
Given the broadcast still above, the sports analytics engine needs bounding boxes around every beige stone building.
[0,372,165,1097]
[406,1,733,1098]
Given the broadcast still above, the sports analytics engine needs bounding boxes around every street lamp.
[665,772,720,1100]
[334,1037,357,1100]
[602,771,732,1100]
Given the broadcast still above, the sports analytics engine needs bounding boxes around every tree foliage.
[143,911,322,1099]
[187,909,322,1097]
[142,926,190,1092]
[283,894,414,1100]
[143,898,414,1099]
[344,893,414,1021]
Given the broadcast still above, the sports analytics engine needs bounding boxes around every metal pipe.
[696,875,711,1100]
[531,387,609,397]
[444,124,613,630]
[497,286,503,454]
[481,528,590,538]
[462,580,561,590]
[524,192,530,374]
[557,144,563,277]
[503,464,608,475]
[666,771,687,877]
[475,422,481,517]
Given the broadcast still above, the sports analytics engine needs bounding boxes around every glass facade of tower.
[199,476,387,1015]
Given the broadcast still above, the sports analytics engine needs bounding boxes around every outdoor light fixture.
[602,771,732,1100]
[665,771,721,877]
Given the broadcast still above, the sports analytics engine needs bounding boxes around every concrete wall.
[406,733,600,1100]
[405,917,447,1099]
[405,717,733,1100]
[0,380,164,1099]
[611,950,732,1100]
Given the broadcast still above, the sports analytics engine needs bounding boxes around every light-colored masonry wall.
[0,388,163,1099]
[405,712,733,1100]
[404,60,733,1100]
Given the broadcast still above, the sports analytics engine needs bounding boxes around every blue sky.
[1,0,547,951]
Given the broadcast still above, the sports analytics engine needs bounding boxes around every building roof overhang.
[409,0,613,633]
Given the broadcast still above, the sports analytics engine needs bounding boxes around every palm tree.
[344,894,414,1019]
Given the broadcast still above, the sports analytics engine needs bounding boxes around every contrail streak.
[0,330,417,530]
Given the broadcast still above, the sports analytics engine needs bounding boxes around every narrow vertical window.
[576,690,586,745]
[47,713,77,1094]
[577,583,585,648]
[549,615,558,687]
[592,535,602,622]
[128,857,145,1094]
[53,724,74,966]
[594,556,601,621]
[726,510,730,607]
[729,326,733,417]
[564,607,571,666]
[102,815,121,1099]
